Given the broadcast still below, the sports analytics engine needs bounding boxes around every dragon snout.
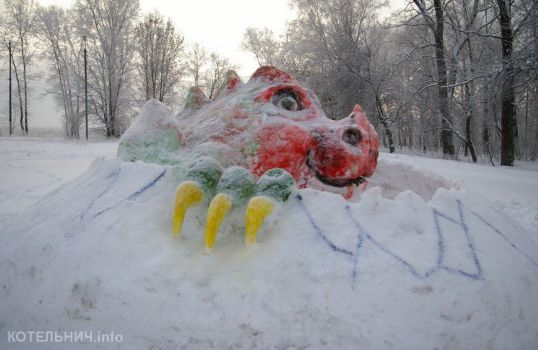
[307,105,379,188]
[309,126,364,181]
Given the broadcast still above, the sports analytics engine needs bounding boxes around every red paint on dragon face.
[176,66,379,199]
[250,67,379,198]
[250,66,295,82]
[253,124,313,183]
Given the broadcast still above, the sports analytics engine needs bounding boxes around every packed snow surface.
[1,137,538,349]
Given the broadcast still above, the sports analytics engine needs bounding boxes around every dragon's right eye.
[272,90,302,112]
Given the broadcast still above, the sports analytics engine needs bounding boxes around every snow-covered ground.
[378,153,538,237]
[0,138,116,224]
[0,137,537,349]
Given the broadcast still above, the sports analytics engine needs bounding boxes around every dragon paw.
[172,157,295,251]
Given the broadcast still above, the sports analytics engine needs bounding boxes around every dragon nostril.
[342,128,362,146]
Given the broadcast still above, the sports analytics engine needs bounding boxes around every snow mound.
[117,99,182,165]
[1,158,537,349]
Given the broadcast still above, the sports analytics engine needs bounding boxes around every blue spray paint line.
[346,206,439,280]
[93,169,167,219]
[126,169,167,201]
[296,194,358,287]
[456,201,483,277]
[432,210,445,268]
[461,200,538,268]
[78,167,122,221]
[296,194,353,256]
[351,219,365,287]
[433,205,483,280]
[296,194,493,286]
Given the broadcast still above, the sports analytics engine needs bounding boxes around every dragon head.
[247,66,379,198]
[122,66,379,199]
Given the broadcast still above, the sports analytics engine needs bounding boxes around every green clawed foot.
[172,158,295,251]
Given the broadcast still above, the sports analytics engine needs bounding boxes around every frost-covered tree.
[0,0,38,135]
[241,0,537,162]
[241,27,280,66]
[184,43,235,99]
[243,0,398,148]
[36,5,84,138]
[204,52,235,100]
[75,0,139,137]
[134,11,184,104]
[186,43,207,88]
[408,0,455,156]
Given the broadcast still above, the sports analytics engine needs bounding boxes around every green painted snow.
[118,129,181,165]
[217,167,256,204]
[255,168,295,202]
[186,157,223,192]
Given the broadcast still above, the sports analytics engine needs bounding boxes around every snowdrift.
[1,157,537,349]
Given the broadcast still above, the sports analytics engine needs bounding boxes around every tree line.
[242,0,537,165]
[0,0,234,138]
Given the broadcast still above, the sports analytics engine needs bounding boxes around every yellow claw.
[204,193,232,251]
[173,181,204,237]
[245,196,274,245]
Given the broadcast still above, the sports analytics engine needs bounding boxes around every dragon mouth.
[306,150,366,188]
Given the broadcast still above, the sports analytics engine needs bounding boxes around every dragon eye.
[342,128,362,146]
[272,91,302,112]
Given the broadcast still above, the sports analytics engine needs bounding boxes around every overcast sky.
[1,0,406,130]
[39,0,298,78]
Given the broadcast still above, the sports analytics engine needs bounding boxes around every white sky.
[38,0,298,78]
[1,0,406,129]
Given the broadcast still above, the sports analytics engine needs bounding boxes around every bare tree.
[75,0,139,137]
[241,27,280,66]
[36,5,84,138]
[186,43,207,87]
[410,0,456,156]
[1,0,37,135]
[134,11,184,104]
[496,0,515,165]
[204,52,235,100]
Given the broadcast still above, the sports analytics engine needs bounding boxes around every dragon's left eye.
[272,90,302,112]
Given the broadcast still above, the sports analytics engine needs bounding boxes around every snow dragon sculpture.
[118,66,379,250]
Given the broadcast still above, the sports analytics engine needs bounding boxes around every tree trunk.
[433,0,455,156]
[8,41,12,135]
[463,42,477,163]
[497,0,516,166]
[19,27,29,135]
[375,95,395,153]
[11,55,24,134]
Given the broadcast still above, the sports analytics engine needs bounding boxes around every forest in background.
[1,0,537,166]
[0,0,235,138]
[243,0,537,165]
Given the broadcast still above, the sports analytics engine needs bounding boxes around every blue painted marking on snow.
[350,211,365,287]
[346,207,439,280]
[462,200,538,268]
[431,206,483,280]
[296,194,353,256]
[296,195,538,286]
[126,169,167,201]
[93,169,167,218]
[78,167,121,221]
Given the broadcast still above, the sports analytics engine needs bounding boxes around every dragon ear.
[217,70,243,98]
[351,104,379,177]
[182,86,208,112]
[352,104,371,130]
[249,66,294,83]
